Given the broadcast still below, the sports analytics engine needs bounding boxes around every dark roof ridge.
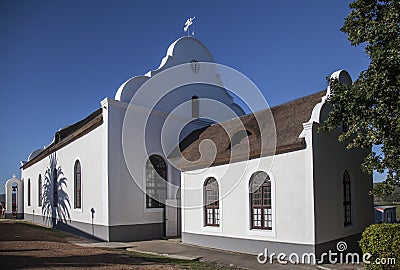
[21,108,103,169]
[206,89,327,128]
[55,108,103,143]
[269,89,326,111]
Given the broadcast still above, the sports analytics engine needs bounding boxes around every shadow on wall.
[42,153,71,228]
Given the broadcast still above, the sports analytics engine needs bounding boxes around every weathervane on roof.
[184,17,195,36]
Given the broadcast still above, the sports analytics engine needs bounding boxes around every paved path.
[74,238,324,270]
[125,239,318,270]
[75,239,364,270]
[1,219,364,270]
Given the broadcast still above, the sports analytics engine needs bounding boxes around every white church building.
[5,36,373,257]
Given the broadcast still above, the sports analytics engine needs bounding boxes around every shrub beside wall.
[359,224,400,270]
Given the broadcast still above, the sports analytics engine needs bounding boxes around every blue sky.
[0,0,381,193]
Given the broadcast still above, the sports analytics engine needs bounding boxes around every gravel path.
[0,219,180,269]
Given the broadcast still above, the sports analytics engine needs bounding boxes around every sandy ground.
[0,219,182,269]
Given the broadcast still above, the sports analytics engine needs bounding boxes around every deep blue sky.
[0,0,380,193]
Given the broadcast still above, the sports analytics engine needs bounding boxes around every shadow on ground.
[0,220,179,269]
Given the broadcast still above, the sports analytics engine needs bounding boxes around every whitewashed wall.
[312,122,373,244]
[105,98,169,227]
[181,147,315,246]
[21,116,108,228]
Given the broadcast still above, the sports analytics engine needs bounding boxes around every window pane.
[252,190,262,205]
[253,208,261,227]
[215,209,220,224]
[207,209,213,224]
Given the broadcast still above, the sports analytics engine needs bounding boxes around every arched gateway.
[5,177,24,219]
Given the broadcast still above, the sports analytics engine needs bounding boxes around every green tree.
[321,0,399,195]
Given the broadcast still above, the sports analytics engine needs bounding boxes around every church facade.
[12,37,244,241]
[6,37,373,256]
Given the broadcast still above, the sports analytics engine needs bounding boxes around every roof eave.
[21,109,103,170]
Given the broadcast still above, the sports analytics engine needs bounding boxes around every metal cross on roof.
[184,17,195,36]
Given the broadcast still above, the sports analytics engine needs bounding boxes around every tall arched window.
[192,96,199,118]
[53,168,58,207]
[74,160,82,209]
[27,178,31,206]
[146,155,167,208]
[250,171,272,230]
[204,177,220,226]
[38,174,42,207]
[343,170,351,226]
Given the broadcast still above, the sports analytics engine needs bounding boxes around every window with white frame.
[53,168,58,207]
[343,170,352,226]
[74,160,82,209]
[204,177,220,226]
[250,171,272,230]
[146,155,167,208]
[27,178,31,206]
[38,174,42,207]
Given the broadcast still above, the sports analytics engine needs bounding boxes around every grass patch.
[19,220,70,238]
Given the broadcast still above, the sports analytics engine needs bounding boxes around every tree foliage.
[321,0,400,195]
[359,223,400,270]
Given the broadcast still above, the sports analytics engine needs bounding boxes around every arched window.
[204,177,220,226]
[38,174,42,207]
[192,96,199,118]
[343,170,351,225]
[250,171,272,230]
[146,155,167,208]
[53,168,58,207]
[27,178,31,206]
[74,160,82,209]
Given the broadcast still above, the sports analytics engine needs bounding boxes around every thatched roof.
[21,108,103,169]
[172,90,326,171]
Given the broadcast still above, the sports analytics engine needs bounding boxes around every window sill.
[73,207,83,213]
[201,225,222,233]
[246,228,276,238]
[344,222,355,230]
